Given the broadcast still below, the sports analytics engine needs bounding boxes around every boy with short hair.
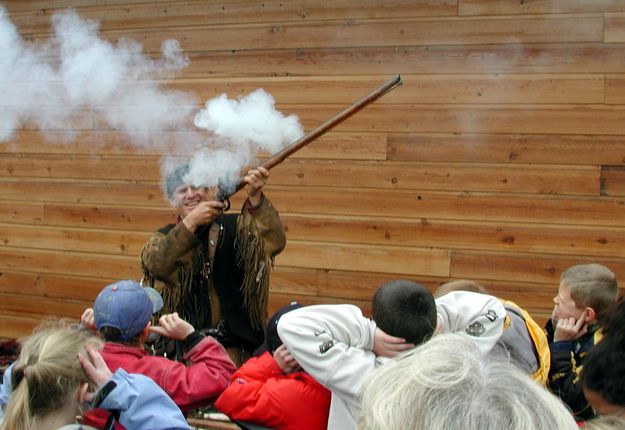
[81,280,236,429]
[277,280,506,429]
[546,263,619,420]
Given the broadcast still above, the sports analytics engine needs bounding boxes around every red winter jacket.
[83,336,236,429]
[215,351,331,430]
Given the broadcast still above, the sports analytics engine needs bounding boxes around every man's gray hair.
[358,333,578,430]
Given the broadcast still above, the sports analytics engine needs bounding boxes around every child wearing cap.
[214,302,331,430]
[81,280,236,429]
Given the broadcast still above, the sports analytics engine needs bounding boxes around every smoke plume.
[0,5,303,200]
[0,6,195,146]
[184,89,304,193]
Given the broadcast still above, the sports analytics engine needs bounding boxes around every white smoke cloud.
[183,88,304,194]
[0,5,195,147]
[0,5,304,201]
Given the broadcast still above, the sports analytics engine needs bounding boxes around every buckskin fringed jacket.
[141,196,286,359]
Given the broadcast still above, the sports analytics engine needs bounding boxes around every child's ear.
[142,321,152,336]
[78,382,89,404]
[585,307,596,323]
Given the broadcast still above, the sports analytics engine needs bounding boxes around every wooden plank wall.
[2,0,625,338]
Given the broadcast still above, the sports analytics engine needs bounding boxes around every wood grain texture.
[459,0,625,16]
[451,250,625,283]
[1,0,625,339]
[0,247,140,279]
[164,74,604,105]
[182,44,625,77]
[387,133,625,165]
[270,159,600,195]
[6,1,457,32]
[30,15,604,52]
[281,214,625,258]
[267,187,625,227]
[277,240,450,277]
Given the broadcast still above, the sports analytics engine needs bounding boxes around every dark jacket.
[545,319,603,420]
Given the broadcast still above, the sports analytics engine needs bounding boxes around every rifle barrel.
[227,74,402,197]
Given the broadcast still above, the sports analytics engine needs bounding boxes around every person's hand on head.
[373,327,414,358]
[273,344,300,374]
[81,308,97,332]
[78,346,113,401]
[149,312,195,340]
[182,200,226,232]
[554,310,588,342]
[245,167,269,206]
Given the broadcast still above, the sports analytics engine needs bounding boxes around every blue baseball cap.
[94,280,164,340]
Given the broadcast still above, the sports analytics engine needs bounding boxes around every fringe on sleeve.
[236,213,271,330]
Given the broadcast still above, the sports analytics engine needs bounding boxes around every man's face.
[172,185,209,218]
[551,282,585,325]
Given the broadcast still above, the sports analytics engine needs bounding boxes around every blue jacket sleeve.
[97,369,191,430]
[0,363,14,417]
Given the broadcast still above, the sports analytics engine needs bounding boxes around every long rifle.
[219,74,402,203]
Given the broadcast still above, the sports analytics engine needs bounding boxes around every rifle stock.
[221,74,402,200]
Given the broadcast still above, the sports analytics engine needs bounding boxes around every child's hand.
[273,345,300,374]
[150,313,195,340]
[80,308,97,332]
[554,310,588,342]
[78,346,113,400]
[373,328,414,358]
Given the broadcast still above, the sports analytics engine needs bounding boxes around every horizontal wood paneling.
[22,208,625,259]
[43,203,174,231]
[182,44,625,77]
[86,104,625,135]
[268,187,625,227]
[2,1,625,339]
[0,292,90,320]
[605,13,625,43]
[451,251,625,284]
[0,130,387,160]
[0,178,165,206]
[270,266,320,297]
[282,214,625,258]
[0,315,42,340]
[606,74,625,104]
[0,154,161,181]
[277,240,450,277]
[459,0,625,16]
[0,270,111,301]
[2,0,148,10]
[1,155,599,196]
[601,166,625,196]
[164,74,605,105]
[271,160,600,195]
[388,133,625,165]
[0,247,140,280]
[6,0,457,32]
[33,15,603,52]
[0,201,43,225]
[292,104,625,135]
[268,292,372,317]
[0,224,146,255]
[16,184,625,227]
